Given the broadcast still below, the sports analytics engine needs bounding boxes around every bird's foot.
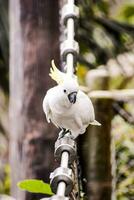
[58,129,72,139]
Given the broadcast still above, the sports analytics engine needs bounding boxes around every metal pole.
[48,0,79,199]
[66,0,75,75]
[61,151,69,168]
[57,182,66,196]
[56,151,69,196]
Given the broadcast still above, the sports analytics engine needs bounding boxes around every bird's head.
[58,78,79,105]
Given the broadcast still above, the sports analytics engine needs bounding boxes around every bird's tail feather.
[90,120,101,126]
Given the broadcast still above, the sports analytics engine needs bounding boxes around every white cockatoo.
[43,60,101,139]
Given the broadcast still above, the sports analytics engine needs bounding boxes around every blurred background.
[0,0,134,200]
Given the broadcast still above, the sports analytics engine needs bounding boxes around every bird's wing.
[77,91,95,122]
[43,94,52,123]
[49,60,66,85]
[79,92,101,126]
[76,91,101,126]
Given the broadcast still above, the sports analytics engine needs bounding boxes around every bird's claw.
[58,129,72,139]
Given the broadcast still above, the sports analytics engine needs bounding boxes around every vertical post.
[66,0,75,75]
[44,0,79,199]
[79,75,113,199]
[9,0,60,199]
[56,151,69,196]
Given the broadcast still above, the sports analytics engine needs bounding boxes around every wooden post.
[78,72,113,200]
[79,98,113,200]
[9,0,60,199]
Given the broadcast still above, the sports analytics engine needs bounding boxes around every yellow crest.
[49,60,65,84]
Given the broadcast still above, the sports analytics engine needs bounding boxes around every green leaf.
[17,179,53,195]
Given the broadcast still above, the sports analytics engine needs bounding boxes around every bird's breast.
[50,102,72,116]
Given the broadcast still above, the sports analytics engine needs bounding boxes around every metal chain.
[41,1,79,200]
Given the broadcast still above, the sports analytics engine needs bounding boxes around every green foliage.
[112,116,134,200]
[116,4,134,24]
[77,0,134,69]
[76,64,89,84]
[17,179,53,195]
[93,1,110,16]
[0,164,10,195]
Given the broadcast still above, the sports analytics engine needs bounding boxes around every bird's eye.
[63,89,67,93]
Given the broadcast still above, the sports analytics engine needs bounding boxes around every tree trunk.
[78,73,113,199]
[78,98,113,200]
[9,0,60,199]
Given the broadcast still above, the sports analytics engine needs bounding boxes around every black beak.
[68,92,77,104]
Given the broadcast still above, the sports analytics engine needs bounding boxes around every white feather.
[43,78,101,138]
